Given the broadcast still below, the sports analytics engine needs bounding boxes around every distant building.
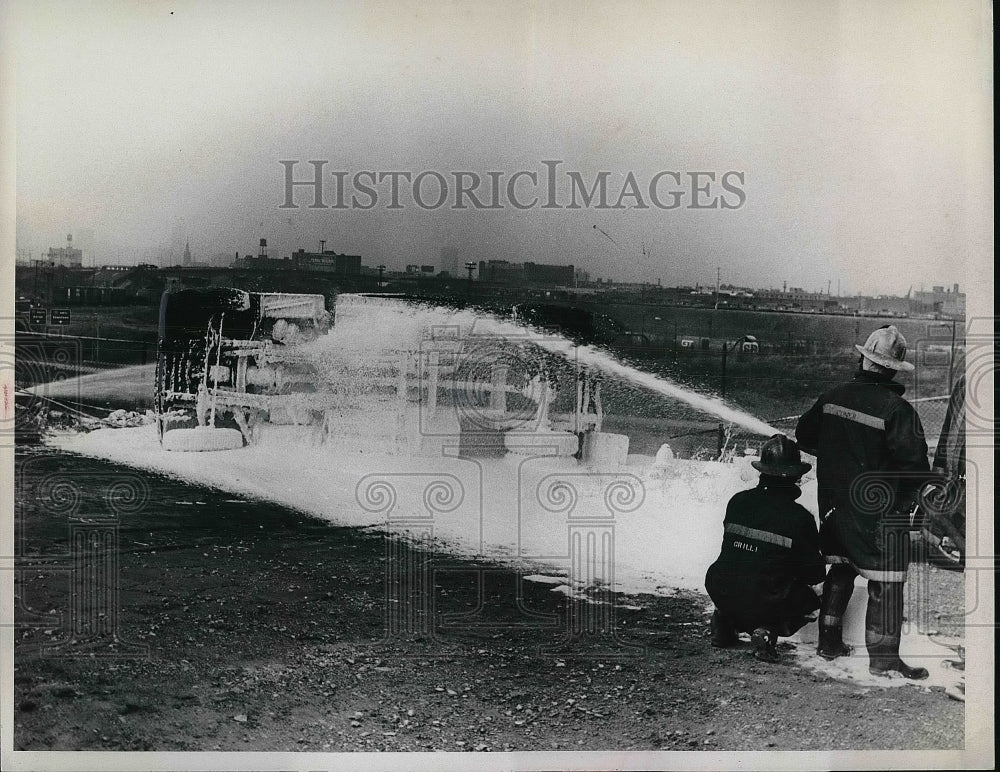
[289,248,362,275]
[478,260,521,284]
[524,261,575,286]
[233,254,290,270]
[440,246,461,277]
[912,284,965,317]
[232,246,362,274]
[45,234,83,268]
[477,259,575,287]
[755,286,823,303]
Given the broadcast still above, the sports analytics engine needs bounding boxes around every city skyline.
[14,226,970,300]
[14,233,966,306]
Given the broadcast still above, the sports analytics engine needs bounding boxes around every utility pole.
[938,320,957,394]
[947,319,956,394]
[721,339,732,399]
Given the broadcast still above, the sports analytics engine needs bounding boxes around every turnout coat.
[795,370,930,582]
[705,481,825,633]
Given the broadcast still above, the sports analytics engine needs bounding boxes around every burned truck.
[155,288,331,451]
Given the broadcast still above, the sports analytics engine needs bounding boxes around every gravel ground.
[13,447,965,753]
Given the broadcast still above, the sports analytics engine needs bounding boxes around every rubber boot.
[751,627,780,663]
[817,564,856,660]
[710,609,738,648]
[866,580,929,680]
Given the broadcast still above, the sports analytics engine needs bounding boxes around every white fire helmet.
[854,325,914,372]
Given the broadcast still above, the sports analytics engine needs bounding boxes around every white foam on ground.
[49,422,744,598]
[49,423,960,691]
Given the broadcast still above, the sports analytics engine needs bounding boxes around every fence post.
[721,343,727,398]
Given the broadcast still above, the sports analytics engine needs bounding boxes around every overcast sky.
[8,0,992,295]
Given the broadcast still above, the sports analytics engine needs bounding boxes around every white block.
[162,427,244,452]
[504,430,579,456]
[581,431,630,467]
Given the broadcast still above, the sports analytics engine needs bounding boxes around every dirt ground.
[12,447,964,753]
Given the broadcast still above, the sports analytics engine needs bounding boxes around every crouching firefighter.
[796,325,931,680]
[705,435,825,663]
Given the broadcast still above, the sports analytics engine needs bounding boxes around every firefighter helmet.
[854,325,915,372]
[751,434,812,478]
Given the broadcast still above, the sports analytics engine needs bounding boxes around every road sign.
[29,308,47,325]
[50,309,71,326]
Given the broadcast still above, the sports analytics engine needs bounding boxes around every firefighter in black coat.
[705,434,825,663]
[796,325,931,680]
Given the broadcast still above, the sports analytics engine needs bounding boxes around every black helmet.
[751,434,812,478]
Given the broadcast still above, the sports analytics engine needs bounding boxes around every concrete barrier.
[581,431,630,467]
